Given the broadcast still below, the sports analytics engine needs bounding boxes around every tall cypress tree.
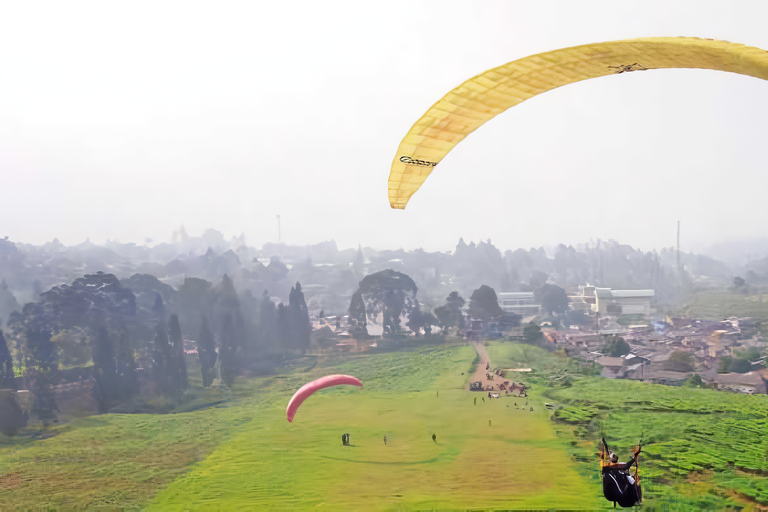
[288,282,310,354]
[276,304,291,352]
[216,275,243,357]
[113,329,138,401]
[348,291,367,336]
[197,315,216,387]
[0,330,14,389]
[219,313,236,388]
[259,291,278,352]
[151,318,173,395]
[168,314,188,390]
[31,369,58,427]
[23,308,58,372]
[92,326,116,374]
[92,326,116,413]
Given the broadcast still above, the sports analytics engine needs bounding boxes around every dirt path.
[467,341,527,398]
[468,342,497,392]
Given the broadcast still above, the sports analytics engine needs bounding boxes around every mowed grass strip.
[0,381,265,510]
[0,410,249,510]
[150,344,603,510]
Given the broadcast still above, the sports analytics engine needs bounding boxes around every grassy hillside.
[4,340,768,510]
[150,344,602,510]
[679,290,768,324]
[483,343,768,509]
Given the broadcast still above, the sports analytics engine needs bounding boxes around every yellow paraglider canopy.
[388,37,768,209]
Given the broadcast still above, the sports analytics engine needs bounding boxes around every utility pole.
[276,214,281,243]
[676,220,681,276]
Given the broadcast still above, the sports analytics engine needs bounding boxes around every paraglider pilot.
[601,438,642,508]
[604,448,640,473]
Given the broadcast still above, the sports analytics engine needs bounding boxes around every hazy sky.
[2,1,767,256]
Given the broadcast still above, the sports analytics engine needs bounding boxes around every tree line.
[0,271,310,430]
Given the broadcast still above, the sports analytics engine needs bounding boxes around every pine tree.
[352,245,365,276]
[92,326,115,374]
[91,326,116,413]
[19,305,58,372]
[219,313,236,388]
[113,329,138,401]
[30,369,58,427]
[276,304,291,352]
[151,318,173,395]
[197,315,217,387]
[168,314,188,390]
[152,292,165,319]
[259,291,278,352]
[0,331,14,389]
[288,282,310,354]
[348,291,367,336]
[216,275,244,359]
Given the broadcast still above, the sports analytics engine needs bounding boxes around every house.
[594,288,654,316]
[643,369,693,385]
[571,285,654,317]
[711,372,767,394]
[497,292,540,316]
[595,356,626,378]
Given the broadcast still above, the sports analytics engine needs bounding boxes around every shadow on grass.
[0,426,63,446]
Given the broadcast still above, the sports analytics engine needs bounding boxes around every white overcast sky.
[2,1,767,255]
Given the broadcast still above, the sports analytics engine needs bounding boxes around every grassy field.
[678,290,768,324]
[150,344,602,510]
[0,343,605,510]
[485,341,768,510]
[4,340,768,510]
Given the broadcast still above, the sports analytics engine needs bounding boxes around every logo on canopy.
[399,156,438,167]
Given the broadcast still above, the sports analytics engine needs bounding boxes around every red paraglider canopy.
[286,374,363,422]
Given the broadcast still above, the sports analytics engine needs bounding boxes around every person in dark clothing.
[601,444,642,508]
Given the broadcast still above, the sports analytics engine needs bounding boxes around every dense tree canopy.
[536,284,569,315]
[353,269,418,336]
[602,335,631,357]
[468,285,503,320]
[0,331,14,389]
[434,291,465,333]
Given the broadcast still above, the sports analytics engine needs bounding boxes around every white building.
[498,292,540,316]
[573,284,654,316]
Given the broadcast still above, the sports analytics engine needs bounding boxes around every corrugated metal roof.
[609,289,655,298]
[596,356,625,367]
[593,288,655,298]
[713,372,764,386]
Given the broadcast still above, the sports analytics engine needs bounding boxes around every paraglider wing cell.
[286,374,363,422]
[388,37,768,209]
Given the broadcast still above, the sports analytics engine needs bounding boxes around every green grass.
[150,344,602,510]
[541,369,768,509]
[679,290,768,324]
[6,340,768,510]
[0,343,604,510]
